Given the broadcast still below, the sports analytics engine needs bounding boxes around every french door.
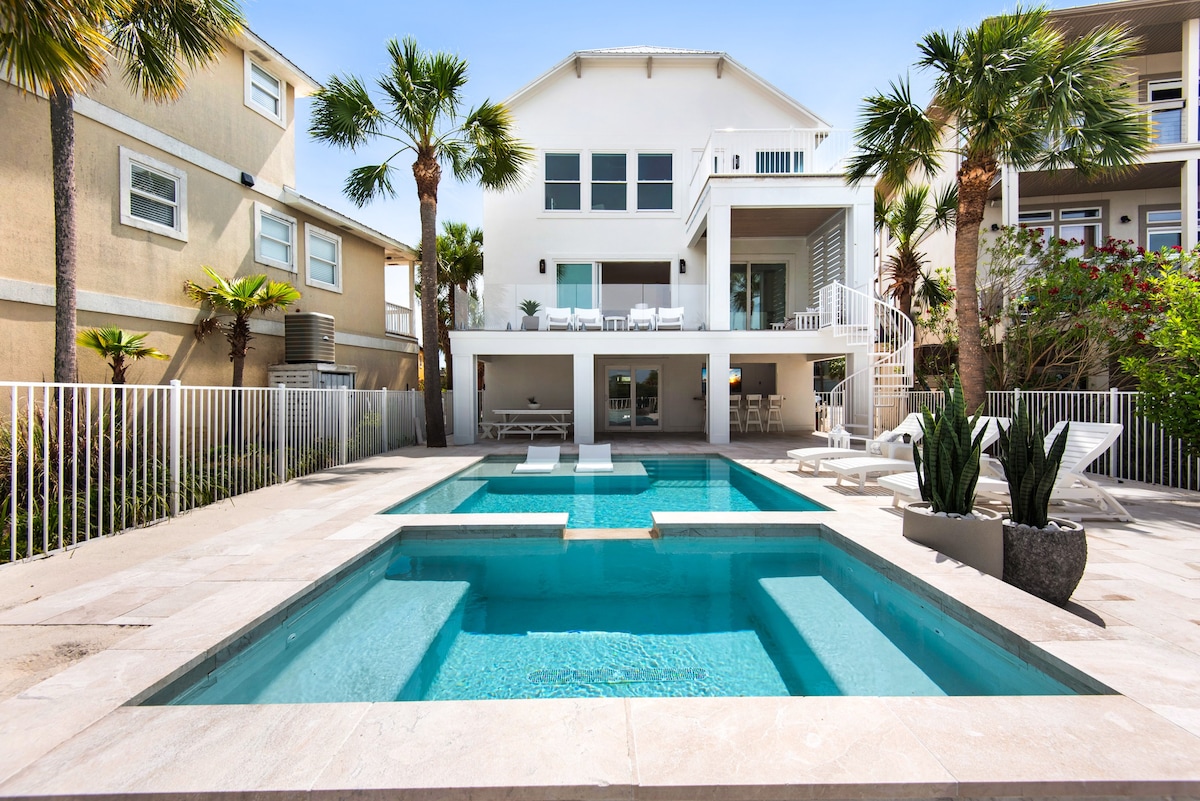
[605,365,661,431]
[730,262,787,330]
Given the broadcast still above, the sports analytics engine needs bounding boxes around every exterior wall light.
[1120,215,1132,223]
[539,259,546,274]
[679,258,686,274]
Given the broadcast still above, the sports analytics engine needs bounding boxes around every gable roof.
[503,47,830,128]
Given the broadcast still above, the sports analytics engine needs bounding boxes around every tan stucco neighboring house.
[0,28,419,390]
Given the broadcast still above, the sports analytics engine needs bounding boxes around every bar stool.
[744,393,763,431]
[728,395,743,433]
[766,394,785,432]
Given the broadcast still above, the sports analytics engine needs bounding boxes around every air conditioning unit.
[285,312,335,364]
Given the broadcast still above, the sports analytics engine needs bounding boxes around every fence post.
[339,385,349,465]
[275,383,287,484]
[381,387,389,451]
[169,380,181,517]
[1013,386,1021,415]
[1110,386,1119,479]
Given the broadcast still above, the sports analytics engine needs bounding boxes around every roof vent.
[284,312,335,364]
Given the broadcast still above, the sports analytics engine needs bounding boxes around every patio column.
[451,353,476,445]
[706,204,731,331]
[573,353,594,445]
[1186,157,1199,249]
[1186,18,1199,144]
[1001,164,1020,227]
[708,352,731,444]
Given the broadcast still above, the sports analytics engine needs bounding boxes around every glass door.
[605,365,661,430]
[730,263,787,329]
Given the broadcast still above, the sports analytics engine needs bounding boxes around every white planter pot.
[902,502,1004,578]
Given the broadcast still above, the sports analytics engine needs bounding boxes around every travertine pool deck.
[1,434,1199,800]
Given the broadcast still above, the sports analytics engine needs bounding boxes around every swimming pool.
[157,535,1085,704]
[385,456,826,528]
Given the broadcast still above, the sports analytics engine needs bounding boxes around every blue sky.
[244,0,1108,248]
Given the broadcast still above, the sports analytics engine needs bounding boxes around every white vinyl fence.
[846,388,1200,492]
[2,381,423,565]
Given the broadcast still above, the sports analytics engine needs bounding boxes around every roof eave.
[281,189,417,260]
[232,28,320,96]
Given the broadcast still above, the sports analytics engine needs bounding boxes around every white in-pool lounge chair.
[826,416,1007,490]
[513,445,560,473]
[787,413,926,476]
[878,420,1132,521]
[575,443,614,472]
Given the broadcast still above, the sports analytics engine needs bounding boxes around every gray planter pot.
[902,502,1004,578]
[521,316,540,331]
[1002,518,1087,606]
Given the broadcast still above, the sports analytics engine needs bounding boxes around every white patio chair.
[545,307,573,331]
[575,443,614,472]
[574,308,602,331]
[513,445,560,473]
[655,307,684,330]
[628,308,656,330]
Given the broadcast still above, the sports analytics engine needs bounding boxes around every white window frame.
[119,146,187,241]
[636,152,674,211]
[254,202,296,272]
[305,223,343,292]
[590,152,628,212]
[244,52,286,127]
[544,152,582,212]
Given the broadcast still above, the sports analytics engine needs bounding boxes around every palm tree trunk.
[415,155,447,447]
[51,89,78,384]
[953,157,998,411]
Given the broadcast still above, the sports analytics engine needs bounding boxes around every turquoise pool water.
[385,456,826,528]
[159,537,1080,704]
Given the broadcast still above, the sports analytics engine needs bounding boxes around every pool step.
[564,528,654,540]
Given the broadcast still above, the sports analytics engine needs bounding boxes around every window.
[591,153,626,210]
[544,153,580,210]
[244,53,285,125]
[119,147,187,241]
[637,153,672,210]
[1018,205,1106,256]
[305,224,342,291]
[1146,208,1182,252]
[254,202,296,271]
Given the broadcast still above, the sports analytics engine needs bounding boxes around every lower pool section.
[160,536,1082,705]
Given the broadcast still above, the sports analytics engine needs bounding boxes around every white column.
[1001,164,1020,227]
[849,201,875,290]
[706,204,731,331]
[1185,158,1199,249]
[572,353,594,445]
[707,352,731,444]
[451,353,476,445]
[1186,19,1199,144]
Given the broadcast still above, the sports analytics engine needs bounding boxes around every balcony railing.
[385,303,415,337]
[688,128,854,207]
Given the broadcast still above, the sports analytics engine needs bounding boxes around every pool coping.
[1,449,1199,800]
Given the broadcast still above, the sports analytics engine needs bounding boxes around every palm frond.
[344,163,398,207]
[310,74,387,150]
[0,0,119,95]
[846,77,943,187]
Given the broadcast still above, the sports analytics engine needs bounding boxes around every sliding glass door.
[605,365,661,430]
[730,262,787,330]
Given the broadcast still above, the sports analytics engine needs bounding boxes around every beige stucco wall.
[84,42,295,187]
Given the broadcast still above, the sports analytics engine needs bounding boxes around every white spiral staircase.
[817,282,914,436]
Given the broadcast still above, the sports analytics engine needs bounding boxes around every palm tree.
[183,267,300,387]
[309,37,531,447]
[1,0,244,383]
[846,6,1149,409]
[436,221,483,390]
[76,326,169,384]
[876,184,957,323]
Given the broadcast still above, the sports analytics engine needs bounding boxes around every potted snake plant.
[904,373,1004,577]
[519,299,542,331]
[997,399,1085,606]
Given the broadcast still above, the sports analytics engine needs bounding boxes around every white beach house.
[449,47,908,444]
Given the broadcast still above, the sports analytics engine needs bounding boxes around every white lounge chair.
[787,413,926,476]
[825,416,1007,490]
[574,308,602,331]
[575,443,614,472]
[628,308,656,331]
[545,307,573,331]
[513,445,560,473]
[656,307,684,330]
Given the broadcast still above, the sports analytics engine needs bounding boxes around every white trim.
[118,146,187,241]
[305,223,343,293]
[0,277,417,354]
[244,51,287,127]
[253,201,297,272]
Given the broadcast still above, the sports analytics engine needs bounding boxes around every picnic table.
[490,409,573,440]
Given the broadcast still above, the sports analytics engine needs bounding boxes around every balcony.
[1144,100,1184,146]
[385,303,415,337]
[688,128,854,206]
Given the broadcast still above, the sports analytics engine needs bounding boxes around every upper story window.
[1018,205,1105,256]
[544,153,580,210]
[254,202,296,271]
[591,153,626,211]
[1146,79,1183,144]
[306,223,342,292]
[637,153,672,210]
[119,146,187,241]
[245,53,285,126]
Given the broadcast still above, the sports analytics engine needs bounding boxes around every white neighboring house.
[449,47,909,445]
